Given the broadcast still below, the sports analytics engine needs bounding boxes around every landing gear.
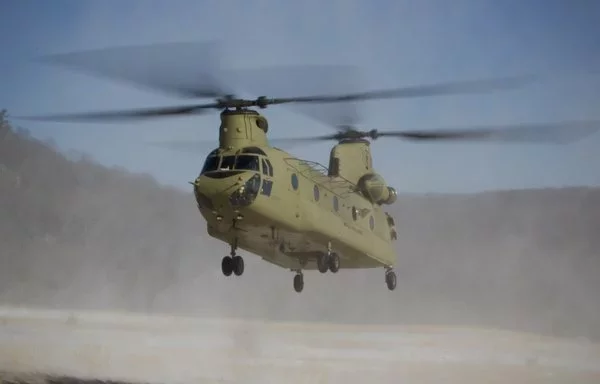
[385,268,397,291]
[293,272,304,293]
[328,252,340,273]
[221,241,244,277]
[316,251,340,274]
[221,256,233,276]
[317,253,329,273]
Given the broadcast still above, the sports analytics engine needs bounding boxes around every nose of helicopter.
[193,171,261,214]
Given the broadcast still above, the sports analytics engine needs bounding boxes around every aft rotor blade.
[268,75,537,105]
[273,120,600,145]
[18,103,219,123]
[378,120,600,144]
[38,41,231,98]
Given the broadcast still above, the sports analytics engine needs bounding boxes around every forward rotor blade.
[38,41,231,98]
[269,75,537,105]
[17,103,219,123]
[145,139,217,154]
[146,136,335,154]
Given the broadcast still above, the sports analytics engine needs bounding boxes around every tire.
[293,274,304,293]
[329,253,340,273]
[317,253,329,273]
[385,271,397,291]
[221,256,233,276]
[233,255,245,276]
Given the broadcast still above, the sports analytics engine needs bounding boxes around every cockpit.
[200,147,270,178]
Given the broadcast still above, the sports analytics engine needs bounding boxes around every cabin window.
[369,216,375,230]
[201,156,220,174]
[313,185,320,201]
[333,196,339,211]
[291,173,299,190]
[352,206,358,221]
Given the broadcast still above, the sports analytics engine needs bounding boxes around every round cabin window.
[313,185,320,201]
[291,173,299,190]
[333,196,339,212]
[369,216,375,230]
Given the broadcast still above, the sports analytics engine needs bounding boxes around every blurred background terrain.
[2,110,598,342]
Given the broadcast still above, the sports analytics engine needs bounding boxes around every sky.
[1,0,599,193]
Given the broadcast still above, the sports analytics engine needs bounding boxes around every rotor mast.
[218,108,270,150]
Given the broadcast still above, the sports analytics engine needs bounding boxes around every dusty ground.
[1,306,599,384]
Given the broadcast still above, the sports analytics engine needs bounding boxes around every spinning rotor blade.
[277,120,600,145]
[267,75,536,106]
[26,40,540,125]
[38,41,231,98]
[18,103,220,123]
[145,120,599,156]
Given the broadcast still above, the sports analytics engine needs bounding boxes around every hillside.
[1,110,599,341]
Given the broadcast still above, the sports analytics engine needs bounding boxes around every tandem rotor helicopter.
[23,42,599,293]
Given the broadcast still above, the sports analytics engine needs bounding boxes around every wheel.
[328,252,340,273]
[385,270,397,291]
[293,274,304,293]
[317,253,329,273]
[232,255,245,276]
[221,256,233,276]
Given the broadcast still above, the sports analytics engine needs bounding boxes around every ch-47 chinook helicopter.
[23,42,600,293]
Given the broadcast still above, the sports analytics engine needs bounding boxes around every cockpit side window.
[201,156,220,174]
[261,158,274,176]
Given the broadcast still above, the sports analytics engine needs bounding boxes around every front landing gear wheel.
[317,253,329,274]
[221,256,233,276]
[293,273,304,293]
[385,270,397,291]
[328,252,340,273]
[232,255,244,276]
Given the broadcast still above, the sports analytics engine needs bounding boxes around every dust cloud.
[1,110,599,343]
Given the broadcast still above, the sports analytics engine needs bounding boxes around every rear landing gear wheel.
[317,253,329,274]
[221,256,233,276]
[232,255,244,276]
[328,252,340,273]
[293,273,304,293]
[385,270,397,291]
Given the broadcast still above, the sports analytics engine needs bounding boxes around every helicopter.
[21,42,600,293]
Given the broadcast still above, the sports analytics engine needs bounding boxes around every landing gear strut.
[385,268,397,291]
[221,241,244,277]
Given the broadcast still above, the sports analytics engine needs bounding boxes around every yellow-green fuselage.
[193,144,397,271]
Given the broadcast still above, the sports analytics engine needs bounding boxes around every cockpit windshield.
[233,155,260,171]
[200,154,261,175]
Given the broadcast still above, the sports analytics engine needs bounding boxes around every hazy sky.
[1,0,599,193]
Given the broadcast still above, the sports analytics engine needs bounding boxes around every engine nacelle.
[357,173,397,205]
